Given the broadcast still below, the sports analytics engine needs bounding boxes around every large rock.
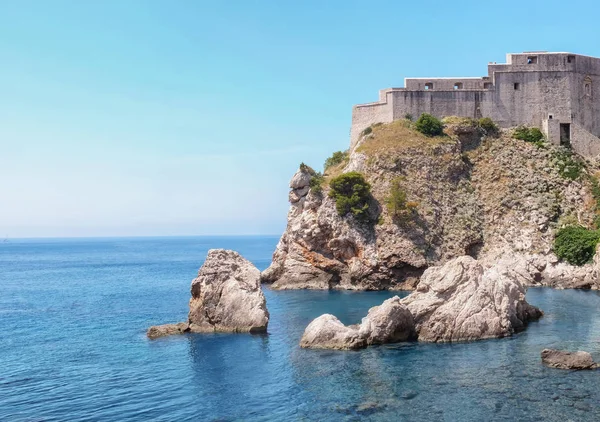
[300,296,415,350]
[188,249,269,333]
[541,349,598,370]
[147,249,269,338]
[401,256,542,342]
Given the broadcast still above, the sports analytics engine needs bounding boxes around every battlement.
[350,52,600,157]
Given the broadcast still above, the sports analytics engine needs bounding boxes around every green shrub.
[477,117,499,135]
[299,162,316,175]
[404,113,413,122]
[361,126,373,136]
[415,113,444,137]
[385,177,407,217]
[329,172,372,221]
[309,171,325,194]
[324,151,349,170]
[554,225,600,266]
[513,126,545,144]
[553,148,584,180]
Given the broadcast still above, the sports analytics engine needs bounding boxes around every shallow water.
[1,236,599,421]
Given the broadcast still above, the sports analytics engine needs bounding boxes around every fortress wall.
[491,71,571,128]
[405,78,486,90]
[391,90,495,121]
[350,95,393,149]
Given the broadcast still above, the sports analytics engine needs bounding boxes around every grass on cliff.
[356,120,452,156]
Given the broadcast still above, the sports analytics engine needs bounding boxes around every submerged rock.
[401,256,542,342]
[541,349,598,370]
[300,296,415,350]
[147,322,190,339]
[147,249,269,338]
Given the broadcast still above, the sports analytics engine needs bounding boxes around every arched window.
[585,83,592,96]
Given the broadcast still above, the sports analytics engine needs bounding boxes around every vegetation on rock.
[415,113,444,137]
[513,126,545,147]
[477,117,499,135]
[552,148,584,180]
[385,177,418,219]
[309,171,325,194]
[554,225,600,266]
[324,151,349,170]
[329,172,372,221]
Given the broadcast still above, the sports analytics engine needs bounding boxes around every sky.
[1,0,599,238]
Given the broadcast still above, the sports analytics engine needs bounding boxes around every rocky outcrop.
[401,256,543,342]
[300,296,415,350]
[263,121,600,291]
[541,349,598,370]
[147,249,269,338]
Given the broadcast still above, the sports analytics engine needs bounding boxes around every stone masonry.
[351,52,600,157]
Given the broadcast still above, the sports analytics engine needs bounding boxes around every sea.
[1,236,599,421]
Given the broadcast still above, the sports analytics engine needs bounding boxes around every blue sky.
[1,0,598,237]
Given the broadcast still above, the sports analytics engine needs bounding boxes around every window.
[548,114,553,120]
[585,83,592,96]
[514,83,520,90]
[425,82,433,90]
[527,56,538,64]
[454,82,463,90]
[484,82,493,89]
[568,55,575,63]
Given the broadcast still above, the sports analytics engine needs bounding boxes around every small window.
[548,114,553,120]
[585,83,591,96]
[484,82,493,89]
[567,55,575,63]
[514,83,520,90]
[425,82,433,90]
[527,56,538,64]
[454,82,463,90]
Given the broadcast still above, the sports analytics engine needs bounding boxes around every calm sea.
[1,236,600,421]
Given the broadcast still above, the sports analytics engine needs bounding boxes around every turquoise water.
[1,236,600,421]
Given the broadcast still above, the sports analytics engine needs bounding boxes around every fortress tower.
[351,52,600,157]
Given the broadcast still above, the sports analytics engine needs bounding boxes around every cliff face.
[262,119,600,290]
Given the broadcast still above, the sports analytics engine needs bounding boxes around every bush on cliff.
[554,226,600,266]
[385,177,418,219]
[329,172,372,221]
[478,117,499,135]
[309,171,325,194]
[552,148,584,180]
[415,113,444,137]
[513,126,545,145]
[324,151,349,170]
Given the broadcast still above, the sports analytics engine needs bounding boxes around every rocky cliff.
[262,119,600,290]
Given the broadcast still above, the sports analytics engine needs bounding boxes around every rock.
[541,349,598,370]
[188,249,269,333]
[300,296,415,349]
[147,322,190,339]
[290,168,312,189]
[401,256,542,342]
[147,249,269,338]
[299,314,366,350]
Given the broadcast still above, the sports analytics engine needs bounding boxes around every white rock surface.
[401,256,542,342]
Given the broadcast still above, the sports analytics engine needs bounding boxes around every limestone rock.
[188,249,269,333]
[541,349,598,370]
[401,256,542,342]
[147,322,190,339]
[147,249,269,339]
[300,296,415,350]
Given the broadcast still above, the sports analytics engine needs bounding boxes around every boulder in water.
[541,349,598,370]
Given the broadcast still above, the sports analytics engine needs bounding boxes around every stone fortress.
[351,52,600,157]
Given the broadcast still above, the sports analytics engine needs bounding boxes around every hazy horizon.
[2,0,599,238]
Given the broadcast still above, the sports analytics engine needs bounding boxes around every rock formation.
[147,249,269,338]
[541,349,598,370]
[263,120,600,291]
[300,296,415,350]
[401,256,543,342]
